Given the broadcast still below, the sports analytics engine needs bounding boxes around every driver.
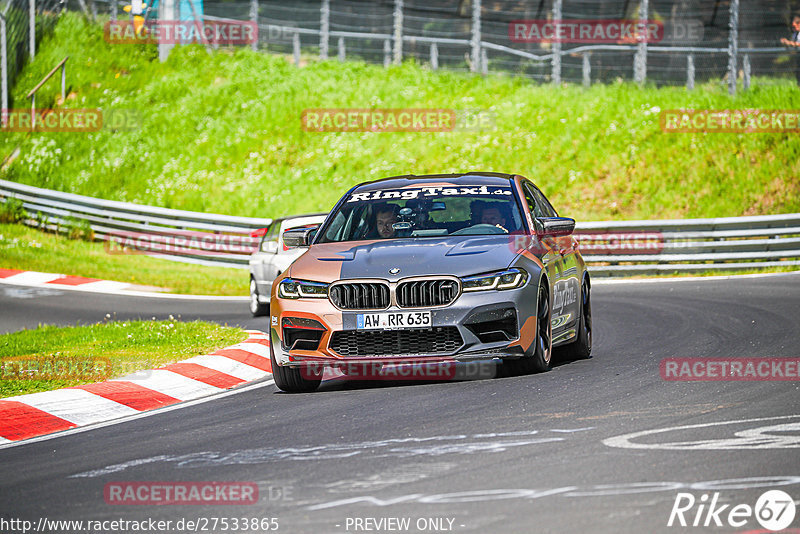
[374,204,398,239]
[480,206,507,228]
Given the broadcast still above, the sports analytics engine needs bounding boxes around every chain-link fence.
[0,0,65,111]
[7,0,800,99]
[198,0,800,91]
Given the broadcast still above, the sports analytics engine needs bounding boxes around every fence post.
[686,53,694,90]
[481,48,488,75]
[551,0,561,84]
[728,0,738,95]
[249,0,258,51]
[633,0,648,84]
[338,37,345,62]
[111,0,117,21]
[430,42,438,70]
[320,0,329,60]
[743,53,750,90]
[582,53,590,87]
[0,14,6,127]
[60,61,65,102]
[29,0,35,59]
[158,0,175,62]
[470,0,480,73]
[393,0,403,64]
[293,31,300,66]
[383,38,391,67]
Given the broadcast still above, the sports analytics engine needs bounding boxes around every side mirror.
[283,225,319,248]
[538,217,575,237]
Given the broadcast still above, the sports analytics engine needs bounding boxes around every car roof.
[352,172,516,192]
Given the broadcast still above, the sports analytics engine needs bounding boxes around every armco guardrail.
[1,179,799,275]
[0,179,272,269]
[575,214,800,276]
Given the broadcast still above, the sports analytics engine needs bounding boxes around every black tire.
[249,277,268,317]
[270,344,322,393]
[558,275,592,360]
[504,280,552,375]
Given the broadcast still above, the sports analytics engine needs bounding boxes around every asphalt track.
[1,272,799,533]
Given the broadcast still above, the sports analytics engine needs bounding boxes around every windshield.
[317,184,526,243]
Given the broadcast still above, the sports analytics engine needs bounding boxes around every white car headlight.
[461,268,528,292]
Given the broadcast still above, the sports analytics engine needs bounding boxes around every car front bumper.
[270,286,540,369]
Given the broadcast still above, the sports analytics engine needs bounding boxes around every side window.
[261,223,279,253]
[532,187,557,217]
[522,183,545,218]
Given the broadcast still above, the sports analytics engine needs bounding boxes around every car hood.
[288,236,523,283]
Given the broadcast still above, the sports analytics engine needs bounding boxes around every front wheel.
[504,281,552,375]
[270,345,322,393]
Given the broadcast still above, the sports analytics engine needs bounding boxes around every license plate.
[357,311,431,330]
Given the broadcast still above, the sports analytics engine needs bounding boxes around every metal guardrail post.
[393,0,403,64]
[551,0,561,84]
[338,36,344,62]
[582,53,590,87]
[728,0,739,95]
[633,0,648,84]
[687,53,694,90]
[319,0,329,60]
[470,0,480,73]
[29,0,35,59]
[293,31,300,65]
[249,0,258,51]
[743,54,750,90]
[430,42,438,70]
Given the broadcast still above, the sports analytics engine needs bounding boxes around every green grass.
[0,319,248,397]
[0,223,248,295]
[2,12,798,224]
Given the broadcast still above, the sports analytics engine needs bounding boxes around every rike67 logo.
[668,489,796,531]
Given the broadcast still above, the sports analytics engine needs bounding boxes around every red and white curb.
[0,269,247,300]
[0,330,272,444]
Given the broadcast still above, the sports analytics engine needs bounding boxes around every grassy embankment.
[0,12,798,290]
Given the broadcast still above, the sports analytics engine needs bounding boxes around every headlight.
[278,278,329,299]
[461,268,528,292]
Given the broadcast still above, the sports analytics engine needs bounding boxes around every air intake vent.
[330,327,463,357]
[329,282,390,310]
[396,279,458,308]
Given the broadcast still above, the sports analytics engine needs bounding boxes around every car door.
[529,183,581,340]
[255,223,280,295]
[520,181,562,288]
